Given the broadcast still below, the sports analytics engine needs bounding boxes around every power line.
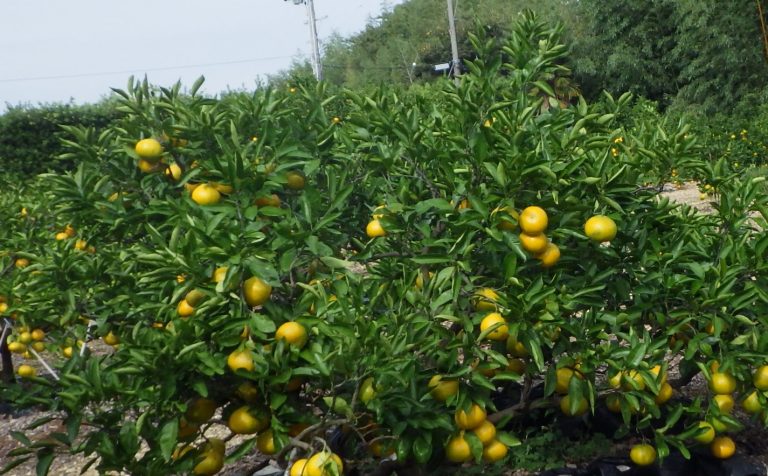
[0,55,297,84]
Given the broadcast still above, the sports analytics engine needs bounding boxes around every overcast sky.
[0,0,404,111]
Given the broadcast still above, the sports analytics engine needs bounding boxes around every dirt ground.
[2,182,764,476]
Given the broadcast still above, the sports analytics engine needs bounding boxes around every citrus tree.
[2,11,767,476]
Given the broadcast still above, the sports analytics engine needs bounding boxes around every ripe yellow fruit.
[213,266,228,283]
[55,231,69,240]
[710,372,737,394]
[519,206,548,234]
[186,398,217,424]
[17,364,36,378]
[428,375,459,402]
[360,377,377,404]
[482,439,508,462]
[62,346,74,358]
[166,162,182,181]
[710,436,736,459]
[536,242,561,267]
[445,433,472,463]
[18,331,32,344]
[366,219,386,238]
[654,382,674,405]
[473,288,499,311]
[507,358,526,374]
[555,367,579,395]
[286,171,306,190]
[135,138,164,159]
[629,444,656,466]
[305,451,344,476]
[191,184,222,206]
[480,312,509,341]
[584,215,617,242]
[185,289,206,307]
[506,336,529,358]
[103,331,120,346]
[753,365,768,390]
[74,239,87,251]
[275,321,308,349]
[227,349,255,372]
[31,342,45,352]
[15,258,30,268]
[193,438,225,476]
[289,459,309,476]
[742,390,762,414]
[455,403,487,430]
[559,395,588,416]
[256,429,277,455]
[177,299,195,317]
[228,406,269,434]
[605,394,622,413]
[519,233,548,254]
[494,206,519,231]
[472,419,496,445]
[8,342,27,354]
[713,394,734,414]
[138,158,163,173]
[243,277,272,307]
[693,421,716,444]
[212,182,234,194]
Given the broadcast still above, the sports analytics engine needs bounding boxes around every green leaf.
[35,450,54,476]
[158,419,179,462]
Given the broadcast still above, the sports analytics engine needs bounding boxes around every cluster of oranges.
[53,223,95,253]
[5,326,46,378]
[444,403,509,464]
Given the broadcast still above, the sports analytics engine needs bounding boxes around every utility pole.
[289,0,323,81]
[446,0,460,85]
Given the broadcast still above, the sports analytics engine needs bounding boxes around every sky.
[0,0,404,111]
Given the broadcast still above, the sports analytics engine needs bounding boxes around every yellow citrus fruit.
[18,331,32,344]
[103,331,120,346]
[366,219,386,238]
[473,288,499,311]
[555,367,579,395]
[177,299,195,317]
[243,277,272,307]
[629,444,656,466]
[559,395,588,416]
[428,375,459,401]
[227,349,255,372]
[455,403,487,430]
[256,429,277,455]
[30,329,44,342]
[227,406,269,434]
[472,419,496,445]
[62,346,73,358]
[193,438,225,476]
[495,206,519,231]
[414,271,434,290]
[212,182,233,194]
[506,336,529,357]
[236,381,259,403]
[255,194,281,207]
[185,289,206,307]
[519,206,548,234]
[360,377,377,404]
[693,421,716,444]
[74,239,87,250]
[64,224,76,237]
[445,433,472,463]
[713,394,734,414]
[17,364,36,378]
[507,358,526,374]
[650,365,667,384]
[8,342,26,354]
[186,398,217,424]
[191,183,221,206]
[742,391,762,414]
[178,418,200,441]
[584,215,617,242]
[275,321,308,349]
[289,459,309,476]
[710,436,736,459]
[286,171,306,190]
[55,231,69,240]
[536,242,561,267]
[135,138,164,159]
[138,158,162,173]
[166,162,182,181]
[753,365,768,390]
[15,258,30,268]
[709,372,737,394]
[212,266,228,283]
[654,382,674,405]
[519,233,548,254]
[480,312,509,341]
[305,451,344,476]
[482,439,508,462]
[31,342,45,352]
